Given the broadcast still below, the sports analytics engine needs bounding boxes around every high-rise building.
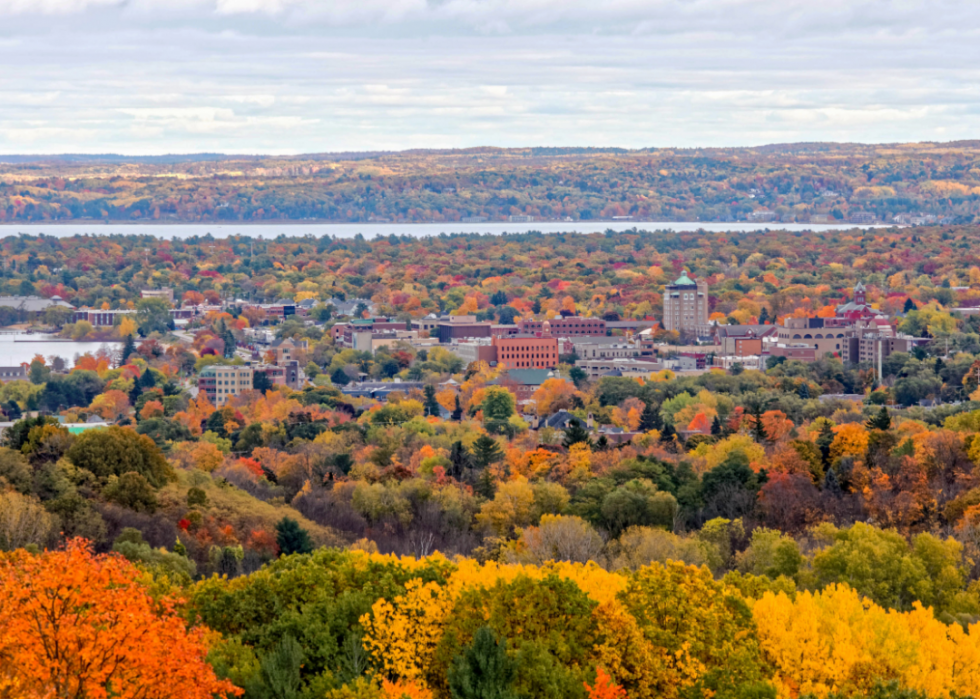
[662,271,708,339]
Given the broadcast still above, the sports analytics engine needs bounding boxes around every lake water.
[0,221,887,240]
[0,334,120,369]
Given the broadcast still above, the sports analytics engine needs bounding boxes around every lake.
[0,221,886,240]
[0,334,120,369]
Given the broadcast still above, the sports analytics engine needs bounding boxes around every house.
[340,381,423,401]
[491,368,555,403]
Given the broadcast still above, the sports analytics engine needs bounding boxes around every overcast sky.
[0,0,976,154]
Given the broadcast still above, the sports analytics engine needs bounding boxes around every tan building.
[198,364,253,406]
[663,271,709,339]
[141,288,174,303]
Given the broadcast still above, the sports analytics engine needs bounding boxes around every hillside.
[3,142,980,224]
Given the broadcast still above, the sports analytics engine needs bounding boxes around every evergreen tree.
[120,332,136,365]
[256,635,304,699]
[866,406,892,431]
[638,401,662,432]
[128,381,142,407]
[448,626,517,699]
[275,517,313,556]
[449,440,474,478]
[451,394,463,421]
[139,367,156,390]
[711,415,722,435]
[423,384,441,417]
[253,370,273,393]
[659,422,676,444]
[904,297,916,313]
[758,306,770,324]
[330,368,350,386]
[475,468,496,499]
[472,434,503,469]
[595,435,609,451]
[816,420,835,468]
[798,382,810,399]
[562,418,593,448]
[490,290,508,306]
[750,401,768,444]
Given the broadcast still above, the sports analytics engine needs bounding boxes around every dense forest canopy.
[5,224,980,699]
[4,141,980,223]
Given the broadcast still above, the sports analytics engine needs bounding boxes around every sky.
[0,0,977,154]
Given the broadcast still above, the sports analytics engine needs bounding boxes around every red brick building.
[518,317,606,336]
[492,334,559,369]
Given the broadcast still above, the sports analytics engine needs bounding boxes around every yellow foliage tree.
[361,580,453,686]
[753,584,980,699]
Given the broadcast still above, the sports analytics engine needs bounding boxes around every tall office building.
[663,271,709,339]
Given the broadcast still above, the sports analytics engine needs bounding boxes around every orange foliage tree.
[0,539,240,699]
[586,667,628,699]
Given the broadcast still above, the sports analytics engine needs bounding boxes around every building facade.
[198,365,254,406]
[518,317,607,336]
[492,334,559,370]
[662,271,709,339]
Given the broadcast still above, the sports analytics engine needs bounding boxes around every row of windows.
[790,333,846,339]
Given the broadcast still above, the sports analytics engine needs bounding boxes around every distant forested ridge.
[3,142,980,223]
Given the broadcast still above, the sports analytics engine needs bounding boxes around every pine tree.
[128,381,142,407]
[448,626,517,699]
[330,368,350,386]
[750,402,768,444]
[275,517,313,556]
[639,401,662,432]
[758,306,770,324]
[120,333,136,365]
[816,420,835,468]
[472,434,503,469]
[450,440,474,478]
[711,415,722,435]
[475,468,496,499]
[139,367,156,389]
[866,406,891,431]
[259,635,304,699]
[798,382,810,399]
[904,297,916,313]
[451,394,463,421]
[563,419,593,448]
[423,384,441,417]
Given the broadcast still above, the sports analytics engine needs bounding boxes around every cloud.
[0,1,976,153]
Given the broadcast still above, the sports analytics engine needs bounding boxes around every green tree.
[253,370,273,393]
[482,387,516,422]
[448,626,517,699]
[471,435,503,469]
[562,419,593,449]
[866,406,891,431]
[102,471,159,513]
[136,297,172,336]
[639,401,662,432]
[66,426,172,488]
[256,635,304,699]
[275,516,314,556]
[120,332,137,365]
[423,384,441,417]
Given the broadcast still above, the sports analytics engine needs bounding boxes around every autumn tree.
[0,539,240,699]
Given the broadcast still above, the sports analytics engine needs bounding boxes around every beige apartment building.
[198,365,254,406]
